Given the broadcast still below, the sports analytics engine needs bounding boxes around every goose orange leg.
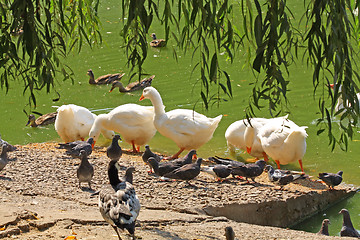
[298,159,304,173]
[131,141,138,153]
[275,160,281,169]
[165,148,185,160]
[262,152,269,162]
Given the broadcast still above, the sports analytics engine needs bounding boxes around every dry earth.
[0,142,358,240]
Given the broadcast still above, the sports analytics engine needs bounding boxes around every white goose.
[258,120,308,172]
[330,84,360,114]
[226,116,293,160]
[55,104,114,143]
[225,117,269,159]
[88,104,156,152]
[140,87,222,159]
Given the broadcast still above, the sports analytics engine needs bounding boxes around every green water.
[0,0,359,236]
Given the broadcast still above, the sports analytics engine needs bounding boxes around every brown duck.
[26,112,57,128]
[109,75,154,93]
[150,33,166,47]
[87,69,125,85]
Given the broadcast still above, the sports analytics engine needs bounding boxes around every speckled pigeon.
[99,164,140,240]
[265,165,307,187]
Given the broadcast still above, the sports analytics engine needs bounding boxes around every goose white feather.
[89,103,156,152]
[140,86,222,159]
[258,120,307,172]
[331,84,360,114]
[225,116,291,160]
[55,104,114,143]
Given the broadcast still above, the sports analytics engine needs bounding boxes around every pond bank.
[0,142,358,239]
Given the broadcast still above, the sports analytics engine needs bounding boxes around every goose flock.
[13,80,357,238]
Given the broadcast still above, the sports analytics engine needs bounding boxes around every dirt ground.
[0,142,357,239]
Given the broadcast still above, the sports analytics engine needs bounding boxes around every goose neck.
[149,93,165,115]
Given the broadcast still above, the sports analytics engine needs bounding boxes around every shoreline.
[0,142,358,239]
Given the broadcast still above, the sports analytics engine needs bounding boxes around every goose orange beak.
[109,86,115,93]
[91,141,96,149]
[139,94,145,101]
[246,147,251,154]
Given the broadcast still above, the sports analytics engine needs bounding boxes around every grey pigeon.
[170,149,197,166]
[163,158,203,182]
[142,145,162,173]
[224,226,236,240]
[0,135,16,152]
[317,219,330,236]
[265,165,307,187]
[201,164,231,181]
[0,144,9,176]
[209,156,245,168]
[99,164,140,240]
[76,150,94,189]
[339,209,360,238]
[318,171,343,189]
[229,160,266,183]
[107,135,122,161]
[147,157,183,177]
[64,138,94,158]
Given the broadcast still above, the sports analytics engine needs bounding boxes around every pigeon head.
[195,158,203,166]
[264,165,274,173]
[125,166,135,184]
[87,138,94,145]
[113,134,121,141]
[224,226,235,240]
[147,157,159,168]
[255,160,266,169]
[323,219,331,226]
[79,150,87,158]
[339,208,349,215]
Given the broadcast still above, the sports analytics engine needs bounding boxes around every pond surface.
[0,0,359,236]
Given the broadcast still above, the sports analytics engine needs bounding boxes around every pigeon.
[0,135,16,152]
[201,164,231,181]
[224,226,236,240]
[162,158,203,183]
[147,157,183,177]
[0,144,9,176]
[170,149,197,166]
[318,171,343,189]
[339,209,360,238]
[265,165,307,187]
[99,164,140,240]
[208,156,245,168]
[142,145,162,173]
[63,138,94,158]
[229,160,266,183]
[317,219,330,236]
[107,135,122,161]
[76,150,94,189]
